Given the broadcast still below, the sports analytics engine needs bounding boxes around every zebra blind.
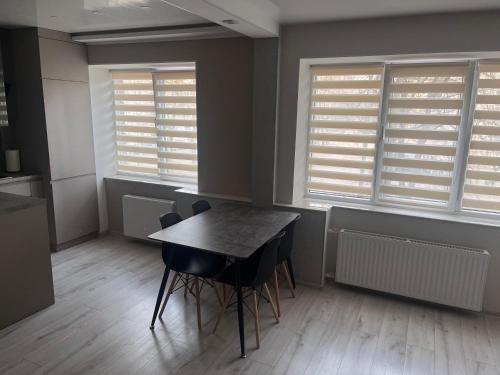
[378,64,469,207]
[307,65,384,198]
[112,70,197,181]
[0,71,8,126]
[462,63,500,212]
[154,71,197,180]
[112,71,158,176]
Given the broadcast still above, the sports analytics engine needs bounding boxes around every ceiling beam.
[71,24,239,44]
[160,0,279,38]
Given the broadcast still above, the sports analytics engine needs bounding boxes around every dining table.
[148,202,300,358]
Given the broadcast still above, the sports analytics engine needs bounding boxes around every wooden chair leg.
[252,289,260,349]
[282,262,296,298]
[212,285,233,334]
[159,272,179,318]
[194,277,202,330]
[273,269,281,317]
[263,283,279,323]
[213,282,223,307]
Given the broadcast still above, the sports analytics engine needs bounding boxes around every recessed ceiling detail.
[1,0,500,39]
[0,0,206,33]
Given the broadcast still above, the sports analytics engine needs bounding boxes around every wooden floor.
[1,234,500,375]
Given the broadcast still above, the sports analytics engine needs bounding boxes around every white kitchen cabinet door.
[51,174,99,245]
[42,79,96,181]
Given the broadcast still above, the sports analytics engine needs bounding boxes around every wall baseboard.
[296,279,323,289]
[54,232,98,252]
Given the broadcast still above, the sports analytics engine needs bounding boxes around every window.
[378,64,468,208]
[307,65,383,198]
[305,60,500,217]
[112,69,197,182]
[462,63,500,213]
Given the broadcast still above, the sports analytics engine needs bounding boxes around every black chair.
[192,199,211,215]
[212,232,285,349]
[273,214,300,317]
[156,212,226,330]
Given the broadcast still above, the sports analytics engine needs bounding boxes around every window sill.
[105,174,251,203]
[175,187,252,203]
[291,196,500,229]
[105,174,197,190]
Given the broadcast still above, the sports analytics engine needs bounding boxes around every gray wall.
[252,38,279,207]
[105,177,180,233]
[88,37,254,199]
[274,11,500,313]
[276,11,500,204]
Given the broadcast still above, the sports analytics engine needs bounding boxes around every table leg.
[150,266,170,329]
[235,259,246,358]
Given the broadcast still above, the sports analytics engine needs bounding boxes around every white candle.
[5,149,20,172]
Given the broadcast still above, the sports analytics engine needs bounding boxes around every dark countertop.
[0,192,46,215]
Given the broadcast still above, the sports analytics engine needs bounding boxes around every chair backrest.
[250,231,286,287]
[277,214,301,263]
[159,212,183,265]
[160,212,182,229]
[192,199,211,215]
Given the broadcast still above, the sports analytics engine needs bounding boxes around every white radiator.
[123,195,176,240]
[336,229,490,311]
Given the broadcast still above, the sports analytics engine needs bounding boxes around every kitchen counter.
[0,192,46,215]
[0,191,54,329]
[0,173,43,198]
[0,172,41,185]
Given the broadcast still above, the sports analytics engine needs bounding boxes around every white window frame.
[111,65,198,185]
[299,53,500,221]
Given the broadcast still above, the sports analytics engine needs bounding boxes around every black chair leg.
[150,267,170,329]
[286,257,296,289]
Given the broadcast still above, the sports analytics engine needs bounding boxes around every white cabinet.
[51,175,98,244]
[42,79,95,181]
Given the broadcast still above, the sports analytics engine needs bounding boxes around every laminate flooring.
[1,234,499,375]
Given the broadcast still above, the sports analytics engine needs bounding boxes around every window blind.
[154,71,197,180]
[462,63,500,212]
[378,64,469,207]
[307,65,384,198]
[0,72,8,126]
[112,70,197,181]
[112,71,158,176]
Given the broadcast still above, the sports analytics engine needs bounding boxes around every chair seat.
[168,246,226,279]
[215,257,259,287]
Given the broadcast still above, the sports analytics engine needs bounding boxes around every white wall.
[89,66,116,233]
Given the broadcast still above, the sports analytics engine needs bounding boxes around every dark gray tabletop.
[148,202,299,259]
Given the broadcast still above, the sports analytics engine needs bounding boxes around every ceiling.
[0,0,500,38]
[269,0,500,24]
[0,0,206,33]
